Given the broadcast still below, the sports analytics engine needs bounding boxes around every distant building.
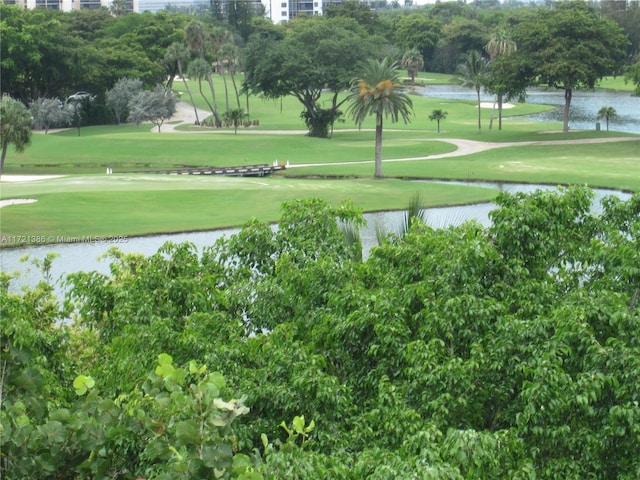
[263,0,376,24]
[5,0,137,10]
[4,0,377,19]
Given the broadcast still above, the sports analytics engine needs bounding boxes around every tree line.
[2,187,639,478]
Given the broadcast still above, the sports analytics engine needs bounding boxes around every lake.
[0,183,632,297]
[421,84,640,134]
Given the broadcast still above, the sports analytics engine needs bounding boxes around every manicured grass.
[285,140,640,192]
[598,75,635,92]
[1,73,638,246]
[0,176,498,244]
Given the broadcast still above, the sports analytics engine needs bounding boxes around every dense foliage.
[2,187,639,479]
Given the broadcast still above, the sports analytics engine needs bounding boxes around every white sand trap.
[479,102,515,109]
[1,175,65,182]
[0,198,37,208]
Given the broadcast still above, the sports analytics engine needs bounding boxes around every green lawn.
[1,73,638,246]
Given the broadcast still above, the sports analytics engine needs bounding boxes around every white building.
[7,0,139,10]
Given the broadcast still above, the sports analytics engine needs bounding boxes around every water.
[421,85,640,134]
[0,183,631,297]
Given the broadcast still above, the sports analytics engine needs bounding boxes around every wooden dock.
[123,164,286,177]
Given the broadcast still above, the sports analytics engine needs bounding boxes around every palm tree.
[165,43,200,125]
[0,96,32,177]
[219,42,242,110]
[188,59,217,122]
[223,108,246,134]
[401,49,424,87]
[429,109,448,133]
[597,106,617,131]
[184,20,222,127]
[346,58,414,178]
[457,50,486,134]
[485,29,517,130]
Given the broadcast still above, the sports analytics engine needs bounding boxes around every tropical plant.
[0,95,32,176]
[184,20,222,126]
[429,108,448,133]
[187,58,217,119]
[457,50,486,134]
[597,106,618,131]
[346,58,414,178]
[400,48,424,86]
[485,29,517,130]
[223,108,246,134]
[165,42,200,125]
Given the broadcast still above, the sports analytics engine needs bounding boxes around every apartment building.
[4,0,138,10]
[3,0,373,19]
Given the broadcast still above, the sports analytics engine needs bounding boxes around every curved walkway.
[163,102,639,168]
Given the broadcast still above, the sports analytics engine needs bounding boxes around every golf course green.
[1,75,638,247]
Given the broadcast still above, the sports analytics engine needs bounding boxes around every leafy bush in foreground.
[2,187,639,479]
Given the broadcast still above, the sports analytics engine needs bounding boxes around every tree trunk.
[198,81,216,123]
[206,74,222,127]
[563,88,572,133]
[178,62,200,125]
[0,140,7,177]
[498,93,503,131]
[374,112,384,178]
[230,72,242,109]
[476,87,482,134]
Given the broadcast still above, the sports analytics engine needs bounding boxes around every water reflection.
[421,85,640,134]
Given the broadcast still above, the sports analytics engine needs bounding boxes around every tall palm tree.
[1,96,32,177]
[211,27,233,112]
[346,58,414,179]
[457,50,486,134]
[597,106,617,131]
[485,29,517,130]
[184,20,222,127]
[401,48,424,87]
[219,42,242,110]
[187,59,217,122]
[165,42,200,126]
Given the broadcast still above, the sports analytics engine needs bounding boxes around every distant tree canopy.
[2,187,639,478]
[510,1,628,132]
[242,16,378,138]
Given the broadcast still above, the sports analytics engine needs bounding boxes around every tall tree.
[184,20,222,126]
[219,42,242,110]
[127,85,177,133]
[0,96,32,176]
[512,2,628,133]
[346,58,414,178]
[457,50,486,134]
[401,48,425,87]
[243,17,374,138]
[485,29,517,130]
[105,77,143,125]
[164,42,201,125]
[187,59,217,121]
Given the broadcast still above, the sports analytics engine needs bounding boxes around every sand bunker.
[0,198,37,208]
[1,175,64,182]
[479,102,515,109]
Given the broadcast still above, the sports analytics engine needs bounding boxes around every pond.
[0,183,631,297]
[420,84,640,134]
